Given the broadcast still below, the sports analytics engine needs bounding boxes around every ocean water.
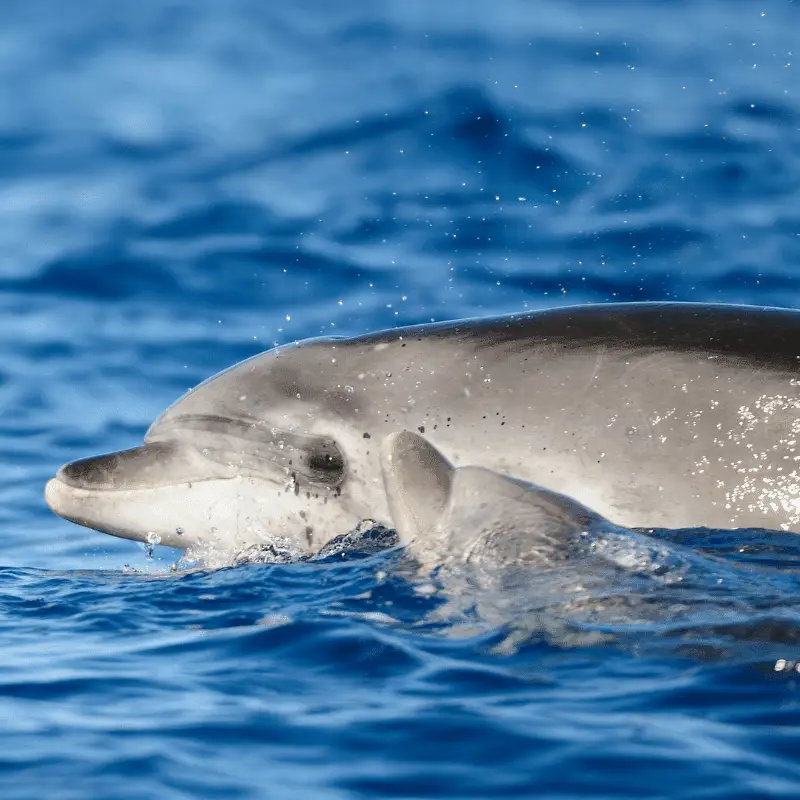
[3,0,800,797]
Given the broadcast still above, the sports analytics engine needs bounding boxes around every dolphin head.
[45,339,385,555]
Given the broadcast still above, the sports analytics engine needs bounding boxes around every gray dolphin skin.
[45,302,800,556]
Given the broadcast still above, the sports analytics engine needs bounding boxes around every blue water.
[3,0,800,796]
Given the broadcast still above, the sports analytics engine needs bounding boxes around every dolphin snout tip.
[46,456,115,521]
[44,477,57,510]
[45,472,122,536]
[44,475,71,516]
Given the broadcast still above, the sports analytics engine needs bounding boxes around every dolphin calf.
[379,429,697,579]
[380,430,612,572]
[379,431,800,657]
[378,429,693,591]
[45,302,800,557]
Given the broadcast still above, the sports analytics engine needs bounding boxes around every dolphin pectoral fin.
[443,468,602,566]
[380,431,453,544]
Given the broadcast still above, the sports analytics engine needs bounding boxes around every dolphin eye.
[307,444,345,485]
[309,452,342,470]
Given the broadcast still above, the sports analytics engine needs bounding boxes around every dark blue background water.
[3,1,800,797]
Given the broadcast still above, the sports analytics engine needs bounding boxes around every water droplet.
[143,531,160,560]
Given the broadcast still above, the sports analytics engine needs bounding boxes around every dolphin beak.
[44,440,238,538]
[50,441,236,494]
[53,442,181,491]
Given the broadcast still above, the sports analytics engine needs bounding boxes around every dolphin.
[379,429,695,578]
[379,430,611,572]
[45,302,800,557]
[377,429,691,592]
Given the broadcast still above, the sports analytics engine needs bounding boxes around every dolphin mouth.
[44,440,242,546]
[44,440,239,538]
